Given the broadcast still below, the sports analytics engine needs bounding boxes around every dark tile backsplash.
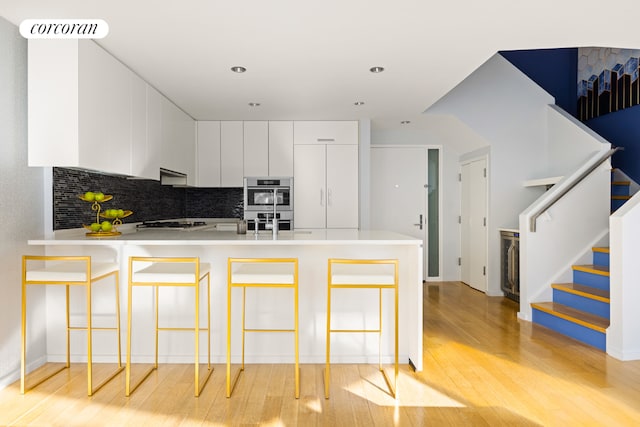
[53,168,243,230]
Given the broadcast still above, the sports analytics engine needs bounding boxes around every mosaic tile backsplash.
[53,168,243,230]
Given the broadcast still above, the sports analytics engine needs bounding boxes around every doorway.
[370,145,441,280]
[460,157,488,292]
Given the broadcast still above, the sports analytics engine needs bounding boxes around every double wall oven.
[243,177,293,231]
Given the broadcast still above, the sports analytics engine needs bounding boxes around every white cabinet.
[131,74,152,179]
[160,98,196,185]
[294,144,359,229]
[28,39,132,176]
[326,145,359,228]
[28,39,196,183]
[220,121,244,187]
[196,121,221,187]
[269,121,294,176]
[293,121,359,145]
[294,145,327,229]
[243,121,269,177]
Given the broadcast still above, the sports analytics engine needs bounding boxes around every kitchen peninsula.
[28,228,423,371]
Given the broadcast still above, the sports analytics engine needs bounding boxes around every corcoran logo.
[19,19,109,39]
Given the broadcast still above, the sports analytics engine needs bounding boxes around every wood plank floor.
[2,281,640,426]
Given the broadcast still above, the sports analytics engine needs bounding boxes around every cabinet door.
[220,121,244,187]
[294,145,326,228]
[326,145,359,228]
[197,121,221,187]
[78,40,132,175]
[28,39,80,167]
[176,108,196,186]
[131,75,149,179]
[243,121,269,177]
[293,121,358,145]
[160,96,180,173]
[268,121,294,176]
[145,85,163,180]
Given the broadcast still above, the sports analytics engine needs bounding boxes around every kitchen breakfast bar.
[28,229,423,372]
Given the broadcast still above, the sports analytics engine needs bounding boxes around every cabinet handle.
[328,188,332,206]
[317,138,335,142]
[320,188,324,206]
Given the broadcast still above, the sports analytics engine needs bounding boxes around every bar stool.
[227,258,299,398]
[325,258,399,399]
[21,255,122,396]
[126,256,212,397]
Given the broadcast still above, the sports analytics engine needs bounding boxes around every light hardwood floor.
[2,281,640,426]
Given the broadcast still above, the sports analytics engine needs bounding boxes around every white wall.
[518,159,611,320]
[609,193,640,360]
[370,125,462,281]
[426,54,555,295]
[0,18,45,389]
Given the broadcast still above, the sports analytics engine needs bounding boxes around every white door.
[371,146,428,277]
[294,145,326,228]
[461,158,487,292]
[326,145,359,228]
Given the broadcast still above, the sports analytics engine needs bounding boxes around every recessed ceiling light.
[354,101,365,106]
[231,66,247,73]
[248,102,261,107]
[401,120,411,124]
[369,66,385,73]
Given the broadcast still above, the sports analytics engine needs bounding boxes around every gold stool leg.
[226,274,232,398]
[125,278,133,396]
[66,285,70,368]
[154,285,159,369]
[87,279,93,396]
[325,281,332,399]
[20,280,27,394]
[115,271,122,369]
[194,276,200,397]
[294,280,300,399]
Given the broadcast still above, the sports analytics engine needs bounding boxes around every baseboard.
[0,355,47,391]
[606,345,640,361]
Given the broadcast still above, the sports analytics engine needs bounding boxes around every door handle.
[413,214,423,230]
[327,188,332,207]
[320,188,324,207]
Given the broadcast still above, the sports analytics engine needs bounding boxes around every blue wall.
[501,48,640,183]
[585,105,640,182]
[500,48,578,117]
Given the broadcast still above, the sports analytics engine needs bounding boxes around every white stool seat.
[132,262,211,284]
[26,261,118,283]
[231,262,296,284]
[330,263,396,285]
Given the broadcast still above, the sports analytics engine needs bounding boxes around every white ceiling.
[3,1,640,130]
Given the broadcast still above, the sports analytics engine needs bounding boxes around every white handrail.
[529,147,621,232]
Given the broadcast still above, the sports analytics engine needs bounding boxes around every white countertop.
[29,228,422,246]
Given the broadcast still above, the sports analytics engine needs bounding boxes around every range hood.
[159,168,188,186]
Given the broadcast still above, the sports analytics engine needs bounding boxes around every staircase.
[530,176,631,351]
[531,248,610,350]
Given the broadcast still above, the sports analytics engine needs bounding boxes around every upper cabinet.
[196,121,221,187]
[293,121,359,145]
[220,121,244,187]
[28,39,196,183]
[268,121,294,177]
[243,121,269,177]
[161,96,196,186]
[28,40,132,175]
[195,120,294,187]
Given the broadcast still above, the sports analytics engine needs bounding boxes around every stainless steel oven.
[244,177,293,230]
